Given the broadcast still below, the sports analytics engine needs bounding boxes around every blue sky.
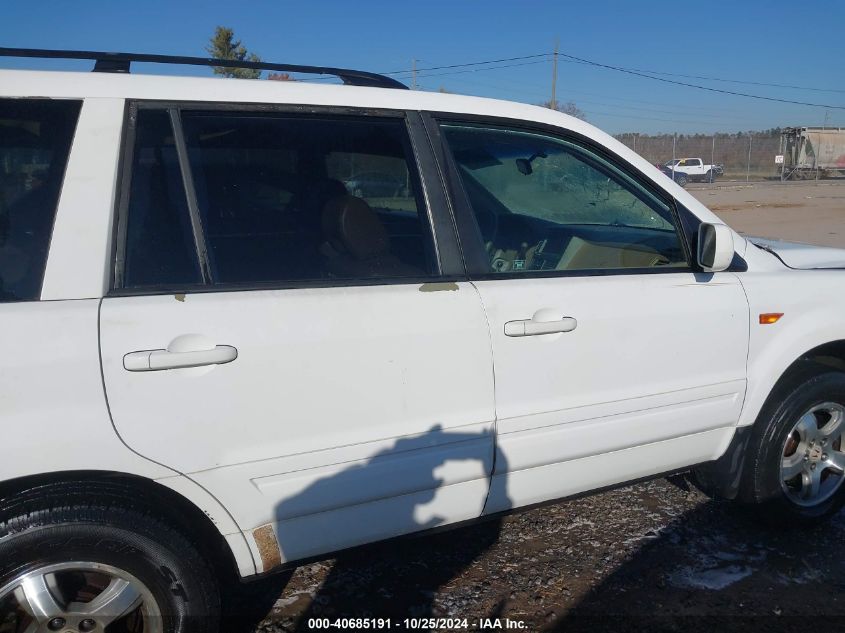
[2,0,843,134]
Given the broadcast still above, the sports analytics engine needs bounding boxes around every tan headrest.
[322,195,390,260]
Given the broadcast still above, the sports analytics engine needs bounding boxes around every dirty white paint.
[5,66,845,582]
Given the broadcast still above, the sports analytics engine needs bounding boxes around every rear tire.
[740,369,845,524]
[0,484,220,632]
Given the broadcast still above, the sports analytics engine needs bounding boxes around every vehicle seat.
[321,195,423,278]
[288,178,348,235]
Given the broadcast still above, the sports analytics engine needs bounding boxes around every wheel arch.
[696,339,845,499]
[0,470,256,580]
[740,337,845,428]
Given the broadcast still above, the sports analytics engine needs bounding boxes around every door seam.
[469,280,500,515]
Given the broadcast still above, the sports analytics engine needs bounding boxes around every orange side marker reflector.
[759,313,784,325]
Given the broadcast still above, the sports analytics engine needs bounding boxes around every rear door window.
[181,113,435,284]
[119,108,437,289]
[0,99,81,301]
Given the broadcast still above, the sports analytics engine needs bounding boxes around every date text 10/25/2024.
[306,617,528,630]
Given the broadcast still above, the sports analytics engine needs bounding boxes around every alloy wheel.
[0,561,161,633]
[780,402,845,507]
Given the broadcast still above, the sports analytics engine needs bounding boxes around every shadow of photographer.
[246,423,511,630]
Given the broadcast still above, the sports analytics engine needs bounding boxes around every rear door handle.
[504,317,577,337]
[124,345,238,371]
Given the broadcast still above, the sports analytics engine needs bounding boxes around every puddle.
[669,564,754,590]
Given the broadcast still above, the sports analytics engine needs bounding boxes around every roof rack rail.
[0,47,408,90]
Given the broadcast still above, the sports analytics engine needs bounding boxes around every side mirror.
[697,223,734,272]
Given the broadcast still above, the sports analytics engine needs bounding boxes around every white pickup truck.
[661,157,723,186]
[2,48,845,632]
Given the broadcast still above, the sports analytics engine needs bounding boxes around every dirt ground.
[689,180,845,248]
[235,180,845,633]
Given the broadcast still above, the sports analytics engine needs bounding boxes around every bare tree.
[540,100,586,120]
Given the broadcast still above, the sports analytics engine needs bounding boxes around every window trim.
[168,108,212,284]
[110,101,460,295]
[106,273,467,297]
[404,111,464,277]
[110,100,135,290]
[419,114,491,274]
[425,112,702,279]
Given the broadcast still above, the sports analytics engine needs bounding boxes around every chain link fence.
[614,132,781,182]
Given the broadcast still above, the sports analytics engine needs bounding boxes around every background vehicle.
[661,157,723,185]
[343,171,410,198]
[2,49,845,631]
[780,126,845,180]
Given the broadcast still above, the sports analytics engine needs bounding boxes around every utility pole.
[746,134,752,183]
[411,58,417,90]
[550,39,558,110]
[710,135,715,184]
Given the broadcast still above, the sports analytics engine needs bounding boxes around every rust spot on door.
[253,524,282,571]
[174,293,186,302]
[419,282,459,292]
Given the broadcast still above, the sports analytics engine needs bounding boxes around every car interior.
[183,113,433,284]
[123,111,435,289]
[444,127,688,273]
[456,168,688,273]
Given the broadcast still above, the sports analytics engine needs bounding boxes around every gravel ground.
[233,478,845,632]
[228,179,845,633]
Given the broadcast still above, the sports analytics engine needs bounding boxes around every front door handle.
[504,316,577,337]
[124,345,238,371]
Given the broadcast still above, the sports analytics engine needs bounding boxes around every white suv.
[2,49,845,632]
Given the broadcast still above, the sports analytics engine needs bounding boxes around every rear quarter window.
[0,98,81,301]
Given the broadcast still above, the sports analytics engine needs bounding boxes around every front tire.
[741,369,845,523]
[0,485,220,632]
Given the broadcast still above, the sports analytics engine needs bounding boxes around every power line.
[295,49,844,109]
[298,54,552,83]
[612,66,845,95]
[385,52,836,94]
[381,53,550,76]
[385,51,844,107]
[381,51,843,104]
[554,57,845,95]
[442,75,765,123]
[558,88,745,115]
[391,59,549,81]
[583,109,713,125]
[556,50,845,110]
[576,99,758,121]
